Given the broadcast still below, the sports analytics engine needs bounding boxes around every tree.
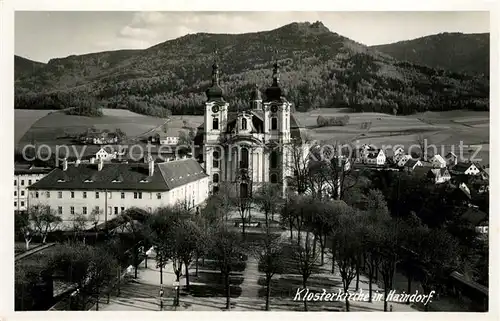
[254,232,286,311]
[88,246,120,310]
[209,227,242,310]
[146,208,176,285]
[417,228,460,311]
[29,205,62,243]
[226,182,252,238]
[71,213,89,243]
[254,183,282,230]
[378,219,404,312]
[292,227,320,311]
[15,211,34,250]
[285,133,315,195]
[48,243,94,309]
[335,212,362,311]
[115,207,148,279]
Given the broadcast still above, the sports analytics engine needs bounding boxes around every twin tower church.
[193,58,308,197]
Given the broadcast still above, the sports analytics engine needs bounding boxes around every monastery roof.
[28,159,207,192]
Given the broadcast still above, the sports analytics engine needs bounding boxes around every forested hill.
[371,32,489,77]
[14,56,46,79]
[15,21,489,116]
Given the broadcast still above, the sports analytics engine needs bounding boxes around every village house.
[150,128,186,146]
[27,158,209,230]
[429,154,447,168]
[403,159,423,172]
[392,147,406,163]
[450,162,481,176]
[364,149,386,166]
[397,154,413,167]
[428,167,452,184]
[445,152,458,166]
[460,207,488,236]
[80,130,120,145]
[14,164,53,212]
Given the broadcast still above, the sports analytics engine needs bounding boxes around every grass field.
[15,110,57,144]
[296,108,490,164]
[16,109,170,146]
[15,108,489,164]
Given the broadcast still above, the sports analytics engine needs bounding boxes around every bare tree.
[254,183,282,230]
[115,207,148,279]
[72,213,88,243]
[29,205,62,244]
[284,133,315,195]
[209,227,242,310]
[15,211,34,250]
[254,232,286,311]
[335,211,362,311]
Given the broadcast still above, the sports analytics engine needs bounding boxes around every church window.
[270,173,278,184]
[241,118,247,130]
[271,117,278,130]
[240,148,249,169]
[271,151,278,169]
[213,117,219,130]
[213,173,219,183]
[213,151,220,168]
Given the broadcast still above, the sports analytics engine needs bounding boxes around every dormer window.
[241,118,247,130]
[57,179,65,183]
[112,178,122,183]
[140,178,149,183]
[84,179,93,183]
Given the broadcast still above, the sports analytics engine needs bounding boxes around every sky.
[15,11,490,63]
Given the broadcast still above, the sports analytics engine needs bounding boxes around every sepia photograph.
[10,9,492,314]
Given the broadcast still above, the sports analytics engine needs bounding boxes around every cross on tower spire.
[272,49,280,87]
[212,47,219,86]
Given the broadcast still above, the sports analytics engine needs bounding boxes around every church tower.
[263,59,292,195]
[203,52,229,193]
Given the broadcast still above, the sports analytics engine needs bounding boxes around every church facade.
[194,58,308,197]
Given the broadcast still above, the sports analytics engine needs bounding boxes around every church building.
[194,58,308,197]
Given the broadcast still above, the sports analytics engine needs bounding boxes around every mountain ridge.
[14,21,489,116]
[371,32,489,76]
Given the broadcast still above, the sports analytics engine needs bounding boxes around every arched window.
[270,151,278,169]
[213,173,219,183]
[241,118,247,130]
[271,117,278,130]
[213,150,220,168]
[212,117,219,130]
[240,148,249,169]
[270,173,278,184]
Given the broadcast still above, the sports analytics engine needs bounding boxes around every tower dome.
[265,60,282,102]
[206,59,224,102]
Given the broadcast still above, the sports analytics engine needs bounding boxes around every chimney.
[98,159,104,171]
[149,159,155,176]
[62,159,68,171]
[75,159,81,167]
[90,157,96,164]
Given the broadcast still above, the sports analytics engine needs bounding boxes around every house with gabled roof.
[450,162,481,176]
[429,154,447,168]
[403,159,423,172]
[445,152,458,166]
[27,158,209,230]
[460,207,488,235]
[428,167,451,184]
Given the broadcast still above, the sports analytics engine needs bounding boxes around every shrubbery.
[317,115,350,127]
